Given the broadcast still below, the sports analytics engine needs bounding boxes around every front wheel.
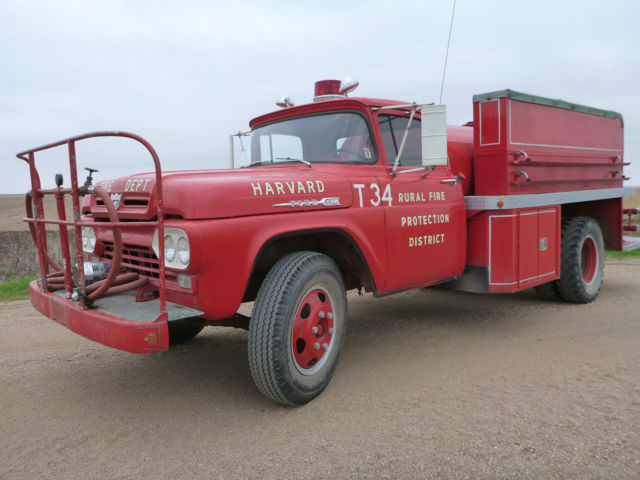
[248,252,347,406]
[557,217,605,303]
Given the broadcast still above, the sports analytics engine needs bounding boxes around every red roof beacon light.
[313,77,359,101]
[314,79,341,101]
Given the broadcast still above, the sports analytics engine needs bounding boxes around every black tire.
[168,318,205,345]
[534,281,561,301]
[248,252,347,406]
[557,217,604,303]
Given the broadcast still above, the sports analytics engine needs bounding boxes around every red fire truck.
[19,79,639,405]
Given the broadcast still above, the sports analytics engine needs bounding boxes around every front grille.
[103,242,161,278]
[96,198,149,208]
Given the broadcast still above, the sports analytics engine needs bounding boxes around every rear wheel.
[248,252,347,406]
[557,217,604,303]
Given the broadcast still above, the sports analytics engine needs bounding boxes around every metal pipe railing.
[18,131,167,322]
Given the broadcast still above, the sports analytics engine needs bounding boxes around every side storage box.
[451,206,560,293]
[472,89,625,195]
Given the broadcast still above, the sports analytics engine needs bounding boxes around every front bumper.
[29,280,202,353]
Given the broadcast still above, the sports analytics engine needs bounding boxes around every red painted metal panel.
[465,212,490,267]
[489,213,518,290]
[483,207,560,293]
[446,126,474,196]
[510,101,622,150]
[164,194,388,319]
[479,100,501,146]
[473,96,625,195]
[29,281,169,354]
[518,211,538,284]
[516,207,559,288]
[537,208,560,282]
[381,169,466,291]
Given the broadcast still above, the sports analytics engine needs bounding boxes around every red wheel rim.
[581,236,597,284]
[291,286,335,375]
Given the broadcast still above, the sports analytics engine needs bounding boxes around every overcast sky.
[1,0,639,194]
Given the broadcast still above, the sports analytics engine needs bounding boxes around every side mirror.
[421,105,448,167]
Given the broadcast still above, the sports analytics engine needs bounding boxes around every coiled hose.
[27,186,148,301]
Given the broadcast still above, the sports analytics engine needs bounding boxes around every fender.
[181,207,386,320]
[243,226,378,300]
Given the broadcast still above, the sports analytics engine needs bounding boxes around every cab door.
[375,113,466,292]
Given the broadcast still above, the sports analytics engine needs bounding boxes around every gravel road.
[2,259,639,479]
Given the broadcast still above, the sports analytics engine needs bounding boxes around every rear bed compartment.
[472,89,625,196]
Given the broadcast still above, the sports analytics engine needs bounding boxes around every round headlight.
[164,235,176,262]
[177,236,190,265]
[82,227,96,253]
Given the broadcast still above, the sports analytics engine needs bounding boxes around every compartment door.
[537,208,559,282]
[518,211,539,284]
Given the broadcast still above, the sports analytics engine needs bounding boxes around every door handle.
[440,178,457,186]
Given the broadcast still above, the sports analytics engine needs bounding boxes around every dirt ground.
[1,259,639,479]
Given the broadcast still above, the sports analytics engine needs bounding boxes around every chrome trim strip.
[465,187,636,210]
[273,197,341,208]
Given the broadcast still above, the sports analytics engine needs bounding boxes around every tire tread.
[557,217,604,303]
[249,252,339,405]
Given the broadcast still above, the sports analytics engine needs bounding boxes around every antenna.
[439,0,457,104]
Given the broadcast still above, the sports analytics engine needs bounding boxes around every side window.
[259,134,303,162]
[377,114,422,167]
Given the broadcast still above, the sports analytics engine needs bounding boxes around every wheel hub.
[291,287,335,374]
[581,236,597,284]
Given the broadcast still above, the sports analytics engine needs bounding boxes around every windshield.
[247,112,375,165]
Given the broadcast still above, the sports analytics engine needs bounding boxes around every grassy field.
[0,276,36,301]
[606,249,640,258]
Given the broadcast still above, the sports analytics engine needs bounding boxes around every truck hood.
[90,166,354,220]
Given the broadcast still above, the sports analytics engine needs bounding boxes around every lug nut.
[314,342,320,350]
[327,312,333,320]
[312,326,319,334]
[322,343,329,350]
[328,328,334,335]
[319,311,325,319]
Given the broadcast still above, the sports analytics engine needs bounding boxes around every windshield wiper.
[275,157,312,167]
[244,157,312,168]
[243,160,274,167]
